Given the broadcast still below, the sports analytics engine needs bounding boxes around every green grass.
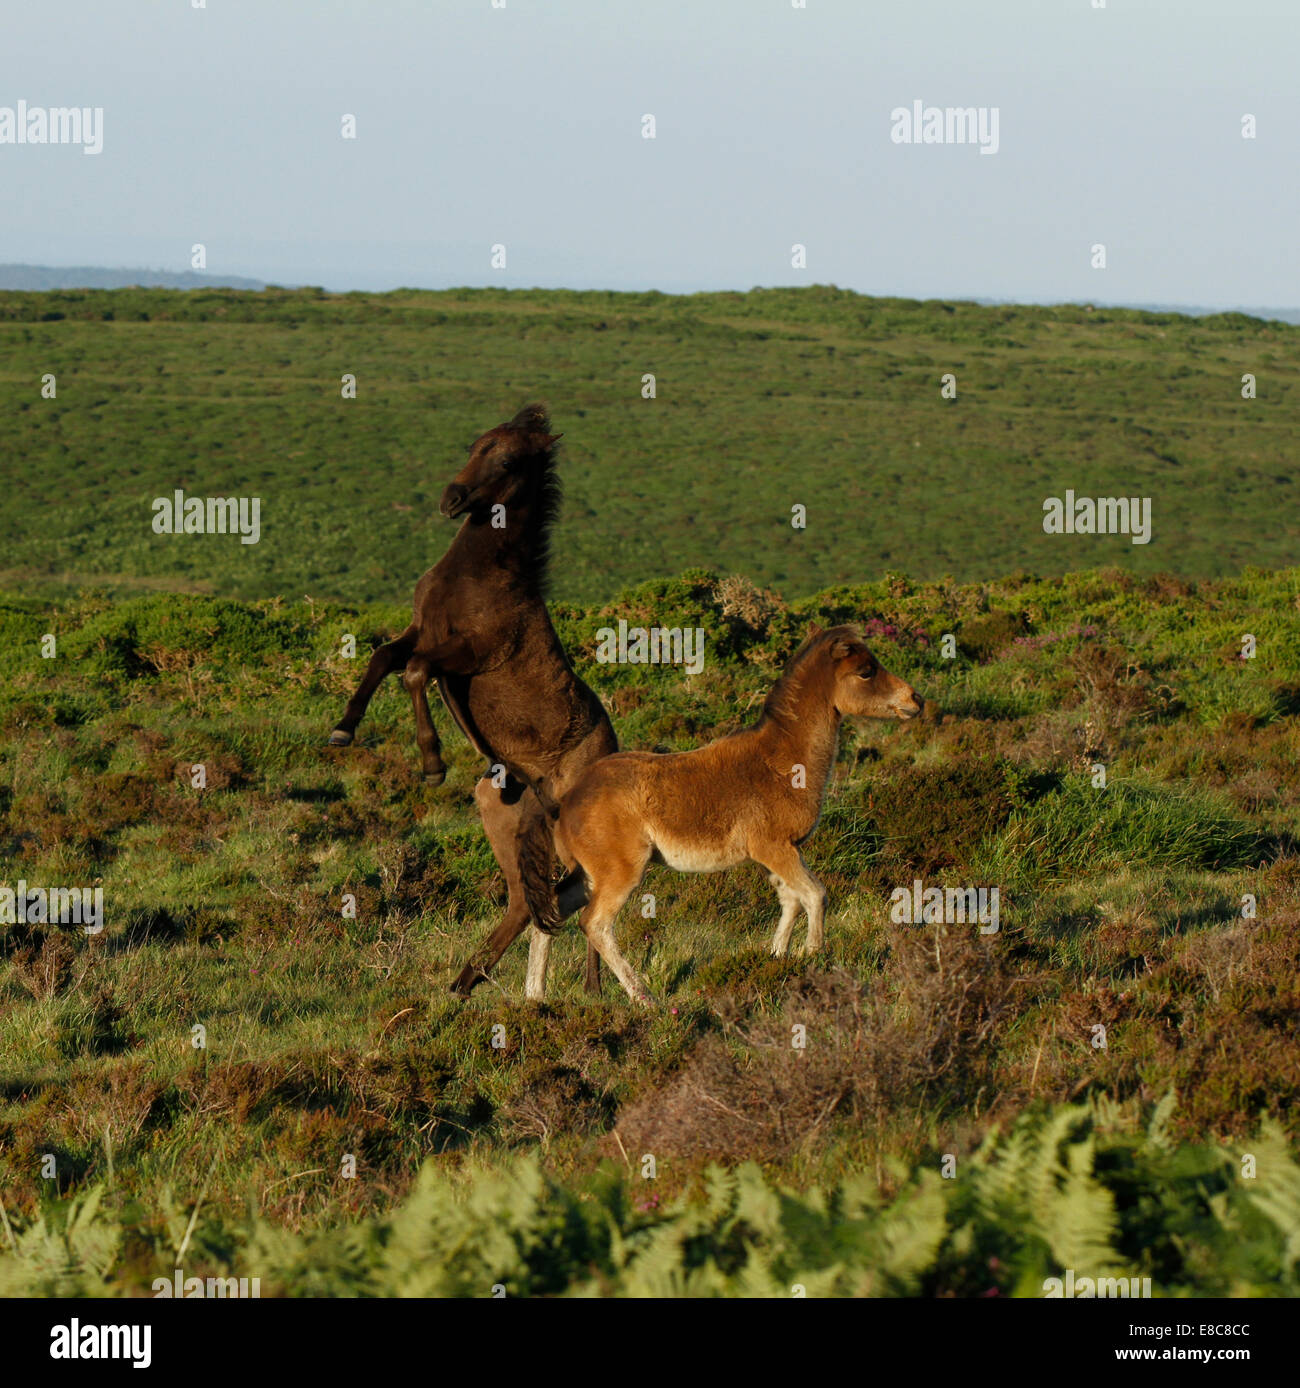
[2,283,1298,1293]
[974,778,1264,889]
[1,286,1297,605]
[0,565,1297,1294]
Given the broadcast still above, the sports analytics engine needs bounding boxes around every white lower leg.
[524,926,552,1001]
[769,877,802,956]
[587,920,654,1005]
[801,880,828,953]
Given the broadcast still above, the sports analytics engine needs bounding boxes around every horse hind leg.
[582,931,602,995]
[522,813,600,1001]
[577,851,654,1006]
[524,910,603,1004]
[450,777,532,997]
[330,629,415,745]
[556,869,601,995]
[524,926,552,1002]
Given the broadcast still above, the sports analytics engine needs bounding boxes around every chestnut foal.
[521,625,923,1005]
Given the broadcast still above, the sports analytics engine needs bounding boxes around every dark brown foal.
[329,405,615,996]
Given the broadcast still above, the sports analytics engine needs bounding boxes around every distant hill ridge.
[0,264,267,291]
[0,266,1296,322]
[971,296,1300,326]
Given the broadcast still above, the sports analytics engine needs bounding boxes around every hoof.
[450,966,481,997]
[328,728,353,746]
[423,766,447,786]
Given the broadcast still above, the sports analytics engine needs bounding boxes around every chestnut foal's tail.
[519,808,588,935]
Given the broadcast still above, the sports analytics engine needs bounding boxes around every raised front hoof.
[328,728,354,747]
[422,765,447,786]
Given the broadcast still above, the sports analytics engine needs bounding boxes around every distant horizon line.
[1,262,1297,320]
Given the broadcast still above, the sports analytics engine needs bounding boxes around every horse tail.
[519,806,563,935]
[519,795,590,935]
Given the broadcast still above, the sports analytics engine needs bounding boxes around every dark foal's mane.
[518,440,562,597]
[502,405,563,597]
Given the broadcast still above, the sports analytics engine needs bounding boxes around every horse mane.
[759,632,827,725]
[525,446,562,596]
[506,403,562,596]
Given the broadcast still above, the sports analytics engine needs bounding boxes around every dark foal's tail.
[518,810,589,936]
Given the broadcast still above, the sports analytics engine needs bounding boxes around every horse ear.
[829,638,854,660]
[806,622,824,639]
[509,403,551,433]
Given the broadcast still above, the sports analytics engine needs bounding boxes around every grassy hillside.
[1,564,1297,1295]
[2,285,1297,605]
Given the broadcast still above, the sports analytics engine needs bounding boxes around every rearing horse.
[328,405,615,998]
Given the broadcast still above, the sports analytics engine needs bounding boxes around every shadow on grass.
[105,904,235,955]
[285,785,346,804]
[1155,897,1243,935]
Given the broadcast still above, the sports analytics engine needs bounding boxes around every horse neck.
[447,486,550,593]
[758,669,842,787]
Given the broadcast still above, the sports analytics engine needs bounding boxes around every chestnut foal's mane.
[759,632,836,727]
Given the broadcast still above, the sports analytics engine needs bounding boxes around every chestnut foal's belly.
[653,834,747,874]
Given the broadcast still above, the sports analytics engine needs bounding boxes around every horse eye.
[858,667,875,679]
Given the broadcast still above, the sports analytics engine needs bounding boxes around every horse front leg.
[403,656,447,784]
[329,628,415,745]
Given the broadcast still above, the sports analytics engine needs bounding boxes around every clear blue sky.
[4,0,1297,305]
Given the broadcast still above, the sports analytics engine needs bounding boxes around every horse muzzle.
[440,484,471,518]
